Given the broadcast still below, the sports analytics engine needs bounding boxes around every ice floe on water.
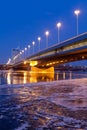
[14,122,28,130]
[0,78,87,129]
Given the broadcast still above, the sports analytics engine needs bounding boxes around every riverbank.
[0,78,87,129]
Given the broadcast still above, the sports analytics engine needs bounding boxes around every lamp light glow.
[74,10,80,15]
[38,37,41,41]
[45,31,49,36]
[57,22,61,28]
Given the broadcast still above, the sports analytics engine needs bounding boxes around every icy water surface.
[0,79,87,130]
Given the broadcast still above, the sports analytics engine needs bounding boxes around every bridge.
[9,32,87,72]
[0,64,12,70]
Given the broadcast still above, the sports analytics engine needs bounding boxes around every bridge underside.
[11,47,87,71]
[36,49,87,68]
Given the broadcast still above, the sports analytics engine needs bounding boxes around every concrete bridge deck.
[11,32,87,70]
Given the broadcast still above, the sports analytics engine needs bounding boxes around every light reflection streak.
[24,72,27,84]
[7,72,11,84]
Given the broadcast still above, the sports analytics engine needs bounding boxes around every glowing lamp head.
[22,50,24,53]
[57,22,61,28]
[20,52,22,54]
[9,58,11,62]
[32,41,35,45]
[28,45,30,48]
[45,31,49,36]
[38,37,41,41]
[74,10,80,15]
[25,48,27,51]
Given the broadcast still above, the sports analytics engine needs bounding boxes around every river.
[0,70,87,85]
[0,70,87,129]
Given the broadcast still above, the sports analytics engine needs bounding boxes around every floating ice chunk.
[33,116,38,120]
[0,115,4,119]
[63,116,81,124]
[14,122,28,130]
[57,121,66,126]
[74,124,81,128]
[63,117,75,123]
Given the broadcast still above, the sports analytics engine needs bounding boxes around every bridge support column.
[29,67,54,82]
[30,66,54,73]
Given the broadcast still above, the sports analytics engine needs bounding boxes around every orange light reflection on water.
[7,70,54,84]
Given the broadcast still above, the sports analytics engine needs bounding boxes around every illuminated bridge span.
[11,32,87,71]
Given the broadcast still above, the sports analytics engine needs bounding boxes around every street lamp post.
[74,10,80,35]
[22,50,24,59]
[37,37,41,51]
[20,51,22,61]
[28,45,30,56]
[45,31,49,48]
[57,22,61,43]
[24,48,27,58]
[32,41,35,54]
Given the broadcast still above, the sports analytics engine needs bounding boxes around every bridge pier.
[28,67,54,82]
[30,66,54,73]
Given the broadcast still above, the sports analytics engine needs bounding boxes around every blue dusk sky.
[0,0,87,64]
